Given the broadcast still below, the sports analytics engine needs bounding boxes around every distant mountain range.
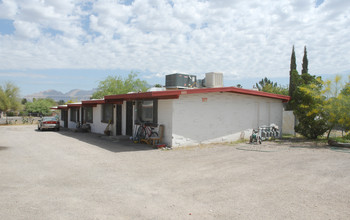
[24,89,96,102]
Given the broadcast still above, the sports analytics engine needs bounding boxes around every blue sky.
[0,0,349,96]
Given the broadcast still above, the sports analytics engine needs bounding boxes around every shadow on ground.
[52,128,155,153]
[0,146,8,151]
[275,139,350,154]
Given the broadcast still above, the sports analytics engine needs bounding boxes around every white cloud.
[0,0,18,19]
[13,20,41,38]
[0,0,350,80]
[0,72,47,78]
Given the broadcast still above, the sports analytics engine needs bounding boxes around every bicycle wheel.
[137,126,146,140]
[150,131,158,137]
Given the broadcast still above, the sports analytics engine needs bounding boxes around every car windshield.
[42,117,57,122]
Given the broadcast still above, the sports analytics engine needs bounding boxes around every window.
[102,104,113,123]
[136,100,158,123]
[141,100,153,122]
[84,107,93,123]
[70,108,77,122]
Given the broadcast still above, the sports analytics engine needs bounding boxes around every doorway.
[126,101,133,136]
[64,110,68,128]
[116,104,122,135]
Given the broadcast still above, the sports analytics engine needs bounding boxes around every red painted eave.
[82,99,105,106]
[53,105,68,110]
[105,91,180,101]
[67,103,82,108]
[104,87,290,102]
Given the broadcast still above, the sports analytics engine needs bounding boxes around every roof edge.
[105,87,290,102]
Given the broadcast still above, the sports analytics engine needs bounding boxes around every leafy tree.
[339,77,350,132]
[286,46,346,139]
[294,77,329,139]
[341,76,350,96]
[287,70,302,110]
[236,84,243,88]
[57,100,65,105]
[255,77,288,95]
[0,82,21,121]
[66,99,78,104]
[323,75,350,137]
[154,84,163,88]
[92,73,149,99]
[25,98,56,116]
[21,98,28,105]
[256,77,277,90]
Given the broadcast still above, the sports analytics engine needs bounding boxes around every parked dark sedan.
[38,117,60,131]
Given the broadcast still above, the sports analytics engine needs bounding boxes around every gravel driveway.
[1,125,350,219]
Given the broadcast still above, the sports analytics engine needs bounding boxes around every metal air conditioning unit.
[205,72,223,88]
[165,73,197,89]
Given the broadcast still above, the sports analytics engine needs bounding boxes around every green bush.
[344,133,350,140]
[6,111,16,116]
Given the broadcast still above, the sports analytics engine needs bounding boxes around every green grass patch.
[329,137,350,143]
[228,139,249,145]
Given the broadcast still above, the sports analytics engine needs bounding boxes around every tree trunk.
[326,127,333,140]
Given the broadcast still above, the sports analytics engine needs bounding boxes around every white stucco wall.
[89,104,116,135]
[59,110,64,127]
[67,108,79,129]
[282,110,295,135]
[122,101,127,136]
[157,99,173,145]
[171,92,284,147]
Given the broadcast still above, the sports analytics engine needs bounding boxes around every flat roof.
[81,99,105,105]
[67,102,82,108]
[105,87,290,102]
[82,99,105,106]
[52,105,68,110]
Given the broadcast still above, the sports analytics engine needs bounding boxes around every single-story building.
[54,87,290,147]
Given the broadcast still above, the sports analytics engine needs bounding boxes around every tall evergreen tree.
[289,46,297,98]
[301,46,313,84]
[302,46,308,75]
[287,46,298,110]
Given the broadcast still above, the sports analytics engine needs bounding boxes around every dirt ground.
[1,125,350,220]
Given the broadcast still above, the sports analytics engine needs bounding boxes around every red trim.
[105,100,123,104]
[54,105,68,110]
[82,104,97,107]
[82,99,105,105]
[67,103,82,108]
[105,87,290,102]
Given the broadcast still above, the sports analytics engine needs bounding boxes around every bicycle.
[134,122,158,143]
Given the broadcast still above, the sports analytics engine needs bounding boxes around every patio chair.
[149,124,164,145]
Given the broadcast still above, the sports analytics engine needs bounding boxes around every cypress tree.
[302,46,308,75]
[287,46,299,110]
[301,46,313,84]
[289,46,297,98]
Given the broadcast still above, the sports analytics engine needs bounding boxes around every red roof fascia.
[82,104,97,107]
[105,91,180,101]
[67,103,82,108]
[104,87,290,102]
[105,100,124,104]
[82,99,105,106]
[55,105,68,110]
